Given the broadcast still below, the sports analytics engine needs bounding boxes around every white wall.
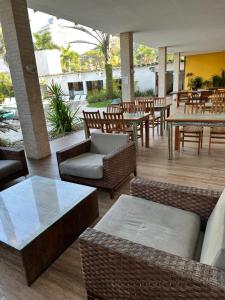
[40,66,156,98]
[35,49,62,76]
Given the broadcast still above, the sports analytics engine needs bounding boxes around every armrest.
[56,139,91,164]
[0,147,28,173]
[80,228,225,299]
[103,142,136,184]
[130,177,221,226]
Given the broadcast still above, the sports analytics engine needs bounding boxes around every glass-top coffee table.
[0,176,98,285]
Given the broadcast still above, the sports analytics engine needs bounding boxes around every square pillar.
[158,47,167,97]
[0,0,51,159]
[173,52,180,99]
[120,32,134,102]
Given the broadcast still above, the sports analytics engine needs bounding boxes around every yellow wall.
[185,51,225,89]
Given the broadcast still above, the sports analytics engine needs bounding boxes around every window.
[86,80,103,92]
[68,82,84,99]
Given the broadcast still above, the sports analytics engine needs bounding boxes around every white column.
[120,32,135,102]
[0,0,51,159]
[158,47,167,97]
[173,52,180,99]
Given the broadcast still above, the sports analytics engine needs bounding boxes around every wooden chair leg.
[209,134,212,154]
[141,123,144,147]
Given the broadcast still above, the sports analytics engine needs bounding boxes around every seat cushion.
[200,189,225,270]
[0,160,23,180]
[90,132,129,154]
[59,153,105,179]
[95,194,201,259]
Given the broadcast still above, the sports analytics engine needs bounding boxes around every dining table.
[81,112,151,150]
[166,113,225,160]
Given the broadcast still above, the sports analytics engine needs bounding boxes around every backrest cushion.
[200,189,225,270]
[90,132,129,155]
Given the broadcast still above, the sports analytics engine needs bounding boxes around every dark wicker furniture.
[56,139,136,198]
[0,147,28,185]
[79,177,224,300]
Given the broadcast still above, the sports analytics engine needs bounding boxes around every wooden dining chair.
[83,110,104,137]
[209,98,225,153]
[103,112,130,134]
[107,104,123,113]
[177,91,190,107]
[139,100,160,136]
[153,97,166,106]
[179,103,205,155]
[121,101,136,113]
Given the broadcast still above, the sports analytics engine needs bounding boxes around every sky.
[28,9,97,54]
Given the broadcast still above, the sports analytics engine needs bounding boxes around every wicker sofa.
[0,147,28,185]
[56,133,136,198]
[79,177,225,299]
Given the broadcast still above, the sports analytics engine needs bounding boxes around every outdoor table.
[166,113,225,160]
[154,101,172,136]
[123,112,150,149]
[81,112,150,150]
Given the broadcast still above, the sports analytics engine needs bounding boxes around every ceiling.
[28,0,225,54]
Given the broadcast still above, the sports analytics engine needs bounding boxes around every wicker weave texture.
[56,140,136,194]
[80,228,225,300]
[80,178,225,299]
[130,177,221,227]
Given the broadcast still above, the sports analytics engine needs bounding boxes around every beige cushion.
[90,132,129,154]
[200,189,225,270]
[0,160,22,180]
[95,194,201,259]
[59,153,105,179]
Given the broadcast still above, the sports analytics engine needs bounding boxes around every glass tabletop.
[0,176,96,250]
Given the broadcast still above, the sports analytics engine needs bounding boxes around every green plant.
[33,31,59,51]
[211,70,225,88]
[135,89,155,97]
[189,76,203,90]
[47,83,79,137]
[87,87,121,103]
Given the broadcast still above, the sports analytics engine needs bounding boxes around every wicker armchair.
[0,147,28,185]
[79,178,225,300]
[56,135,136,198]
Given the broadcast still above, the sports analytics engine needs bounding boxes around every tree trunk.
[105,63,113,99]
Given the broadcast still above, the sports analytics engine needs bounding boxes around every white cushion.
[95,194,201,259]
[90,132,129,155]
[200,189,225,269]
[59,153,105,179]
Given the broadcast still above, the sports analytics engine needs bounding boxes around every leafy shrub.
[189,76,203,90]
[211,71,225,88]
[87,88,121,103]
[47,83,79,137]
[135,89,155,97]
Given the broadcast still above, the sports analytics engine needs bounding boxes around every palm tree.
[61,46,80,72]
[33,31,60,51]
[68,24,113,99]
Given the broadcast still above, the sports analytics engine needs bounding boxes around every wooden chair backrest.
[153,97,166,106]
[121,102,136,113]
[178,91,190,101]
[83,111,104,137]
[188,93,204,104]
[184,102,205,114]
[138,100,154,115]
[107,104,122,113]
[103,112,126,133]
[210,97,225,113]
